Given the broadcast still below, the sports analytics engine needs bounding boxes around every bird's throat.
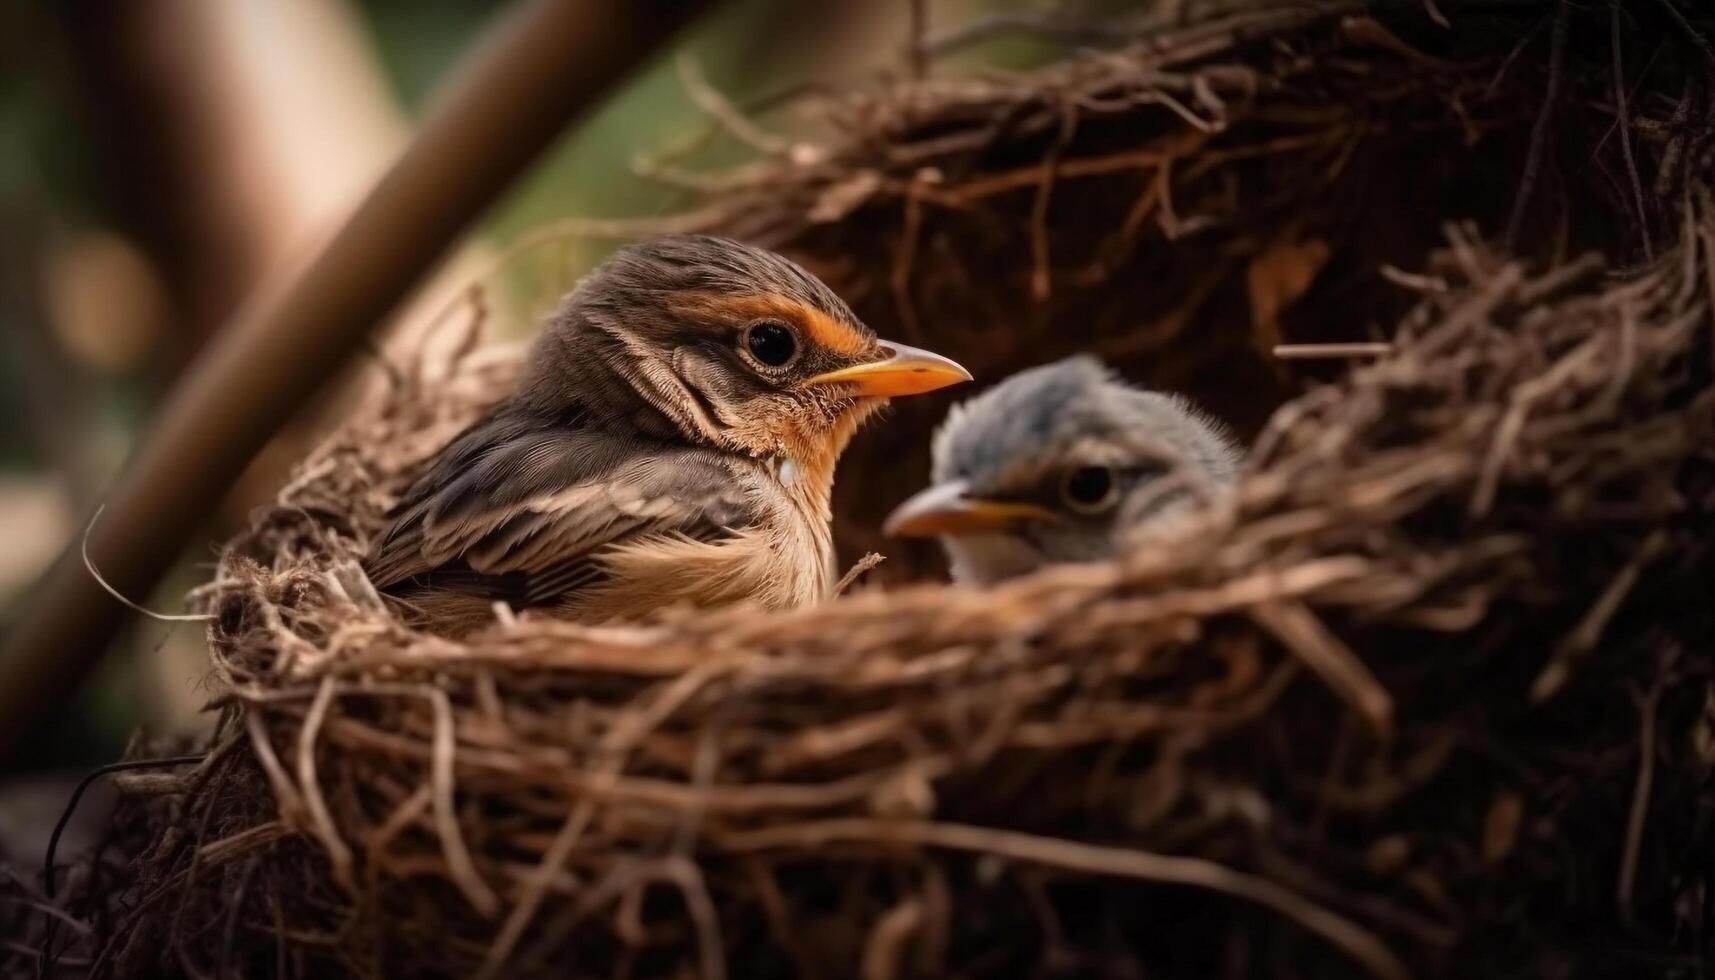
[775,399,880,521]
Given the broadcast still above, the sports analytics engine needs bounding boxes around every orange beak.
[884,480,1060,538]
[804,341,972,398]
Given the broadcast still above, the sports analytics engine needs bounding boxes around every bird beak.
[803,341,972,397]
[884,480,1059,537]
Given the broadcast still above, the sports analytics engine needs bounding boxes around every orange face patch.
[670,292,871,356]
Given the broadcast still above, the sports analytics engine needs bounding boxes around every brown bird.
[365,236,970,634]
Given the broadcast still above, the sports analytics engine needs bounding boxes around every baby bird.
[366,236,970,633]
[884,356,1240,585]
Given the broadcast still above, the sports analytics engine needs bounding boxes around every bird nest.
[13,1,1715,977]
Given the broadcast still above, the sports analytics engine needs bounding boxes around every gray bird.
[884,356,1242,584]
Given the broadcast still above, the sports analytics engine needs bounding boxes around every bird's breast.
[753,460,836,604]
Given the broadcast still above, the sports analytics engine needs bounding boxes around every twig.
[365,785,433,869]
[924,145,1187,205]
[1486,14,1550,96]
[862,898,925,980]
[296,677,356,891]
[1272,343,1394,360]
[1653,0,1715,67]
[1531,530,1668,701]
[835,552,886,595]
[4,940,90,967]
[1616,653,1670,925]
[196,821,293,866]
[1470,335,1606,517]
[80,506,212,623]
[1379,266,1449,292]
[1505,0,1570,249]
[1029,102,1079,300]
[429,688,500,916]
[1252,601,1393,734]
[658,856,727,980]
[246,710,308,826]
[1651,80,1696,199]
[1611,2,1655,260]
[1515,250,1606,303]
[676,53,788,157]
[636,78,823,183]
[908,0,929,78]
[891,181,927,341]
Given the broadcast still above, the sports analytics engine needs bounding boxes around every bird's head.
[884,356,1242,585]
[531,235,970,486]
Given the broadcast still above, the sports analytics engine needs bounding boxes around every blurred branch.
[0,0,716,766]
[61,0,441,540]
[61,0,410,349]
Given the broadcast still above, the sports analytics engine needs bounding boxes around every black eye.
[1061,466,1117,513]
[744,321,797,367]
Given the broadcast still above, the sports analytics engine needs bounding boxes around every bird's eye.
[1061,466,1118,513]
[743,321,798,368]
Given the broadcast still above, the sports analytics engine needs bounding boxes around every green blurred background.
[0,0,1145,807]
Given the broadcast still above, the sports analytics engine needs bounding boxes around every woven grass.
[7,1,1715,977]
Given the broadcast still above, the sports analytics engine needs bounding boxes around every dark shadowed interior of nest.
[693,2,1683,582]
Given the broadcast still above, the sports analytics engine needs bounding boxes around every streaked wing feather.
[365,410,758,607]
